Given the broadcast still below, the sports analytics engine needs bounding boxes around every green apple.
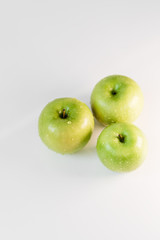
[91,75,144,125]
[96,123,147,172]
[38,98,94,154]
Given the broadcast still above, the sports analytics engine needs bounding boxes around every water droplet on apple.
[67,121,72,124]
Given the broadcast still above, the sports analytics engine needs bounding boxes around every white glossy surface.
[0,0,160,239]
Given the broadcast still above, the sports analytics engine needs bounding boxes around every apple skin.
[91,75,144,125]
[38,98,94,154]
[96,123,147,172]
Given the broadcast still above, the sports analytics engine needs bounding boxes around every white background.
[0,0,160,239]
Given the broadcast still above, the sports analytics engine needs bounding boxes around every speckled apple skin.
[38,98,94,154]
[96,123,147,172]
[91,75,144,126]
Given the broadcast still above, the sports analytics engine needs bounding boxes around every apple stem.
[118,134,125,143]
[62,109,66,118]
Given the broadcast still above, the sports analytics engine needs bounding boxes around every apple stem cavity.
[111,89,117,96]
[59,109,67,119]
[118,134,125,143]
